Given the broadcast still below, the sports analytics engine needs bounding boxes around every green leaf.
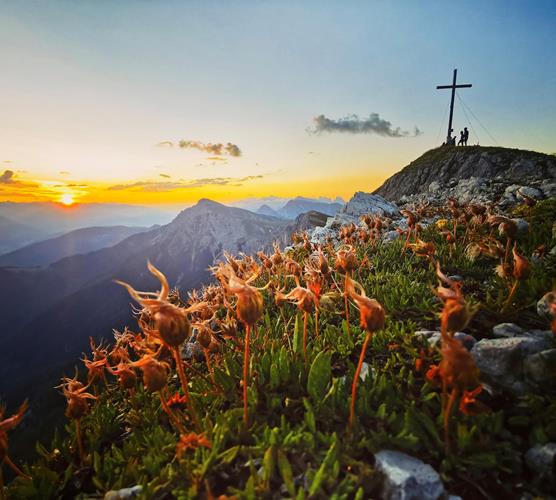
[277,449,295,497]
[307,351,331,403]
[309,434,338,496]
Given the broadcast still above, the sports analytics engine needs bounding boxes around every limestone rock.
[341,192,399,217]
[524,442,556,489]
[374,450,444,500]
[471,332,553,395]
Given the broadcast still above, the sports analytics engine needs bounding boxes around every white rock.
[341,192,399,217]
[374,450,445,500]
[524,442,556,488]
[492,323,524,338]
[517,186,543,199]
[471,333,553,395]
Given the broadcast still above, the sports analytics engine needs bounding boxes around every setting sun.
[60,193,75,206]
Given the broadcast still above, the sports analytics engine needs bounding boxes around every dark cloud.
[159,173,171,178]
[308,113,422,138]
[0,170,15,184]
[158,139,242,157]
[107,175,263,192]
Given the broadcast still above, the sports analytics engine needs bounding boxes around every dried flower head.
[116,262,192,348]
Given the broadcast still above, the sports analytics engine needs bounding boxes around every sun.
[60,193,75,206]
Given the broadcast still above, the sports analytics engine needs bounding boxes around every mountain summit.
[374,146,556,204]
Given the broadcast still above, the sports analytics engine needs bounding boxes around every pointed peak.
[195,198,224,208]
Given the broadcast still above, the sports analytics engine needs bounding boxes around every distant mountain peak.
[195,198,224,208]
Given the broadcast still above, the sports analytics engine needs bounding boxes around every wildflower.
[58,374,97,463]
[286,277,319,362]
[345,278,385,432]
[116,261,201,428]
[436,219,449,230]
[459,386,483,415]
[176,432,211,458]
[219,265,264,426]
[131,355,169,393]
[435,264,481,449]
[167,392,188,408]
[0,400,30,484]
[335,245,357,339]
[502,243,531,312]
[107,362,137,391]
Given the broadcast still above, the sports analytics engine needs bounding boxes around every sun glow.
[60,193,75,206]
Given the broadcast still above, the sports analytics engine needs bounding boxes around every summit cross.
[436,68,472,143]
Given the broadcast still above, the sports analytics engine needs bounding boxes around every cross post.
[436,69,472,144]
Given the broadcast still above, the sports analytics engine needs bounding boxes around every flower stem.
[344,273,351,341]
[349,331,372,432]
[76,419,85,464]
[443,387,459,451]
[314,309,319,340]
[172,347,200,429]
[243,324,251,426]
[4,456,30,480]
[502,279,519,313]
[303,311,308,365]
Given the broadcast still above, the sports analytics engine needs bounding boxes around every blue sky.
[0,0,554,204]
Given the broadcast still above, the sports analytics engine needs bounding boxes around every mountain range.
[255,196,343,219]
[0,199,290,401]
[0,202,174,254]
[0,225,151,267]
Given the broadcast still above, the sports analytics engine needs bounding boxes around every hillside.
[0,225,150,267]
[374,146,556,203]
[4,192,556,498]
[0,215,50,254]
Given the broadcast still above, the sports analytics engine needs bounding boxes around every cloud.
[0,170,15,184]
[206,156,226,162]
[158,139,242,157]
[107,175,263,192]
[159,173,171,178]
[59,171,71,176]
[307,113,422,137]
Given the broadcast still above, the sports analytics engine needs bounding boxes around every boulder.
[341,192,399,217]
[524,442,556,489]
[415,330,477,350]
[471,331,553,395]
[523,349,556,386]
[374,450,444,500]
[537,291,556,321]
[492,323,524,338]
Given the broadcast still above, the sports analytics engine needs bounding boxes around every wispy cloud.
[159,173,171,178]
[157,139,242,157]
[0,170,15,184]
[307,113,422,137]
[107,175,263,192]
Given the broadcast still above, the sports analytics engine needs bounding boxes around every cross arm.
[436,84,472,89]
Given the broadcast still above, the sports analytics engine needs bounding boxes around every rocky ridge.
[374,146,556,205]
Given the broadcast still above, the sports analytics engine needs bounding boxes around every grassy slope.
[7,200,556,500]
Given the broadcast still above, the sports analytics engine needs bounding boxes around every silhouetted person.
[458,130,464,146]
[463,127,469,146]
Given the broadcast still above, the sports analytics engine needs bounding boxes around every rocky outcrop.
[309,192,398,244]
[374,146,556,204]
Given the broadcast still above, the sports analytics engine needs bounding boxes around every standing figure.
[463,127,469,146]
[457,131,465,146]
